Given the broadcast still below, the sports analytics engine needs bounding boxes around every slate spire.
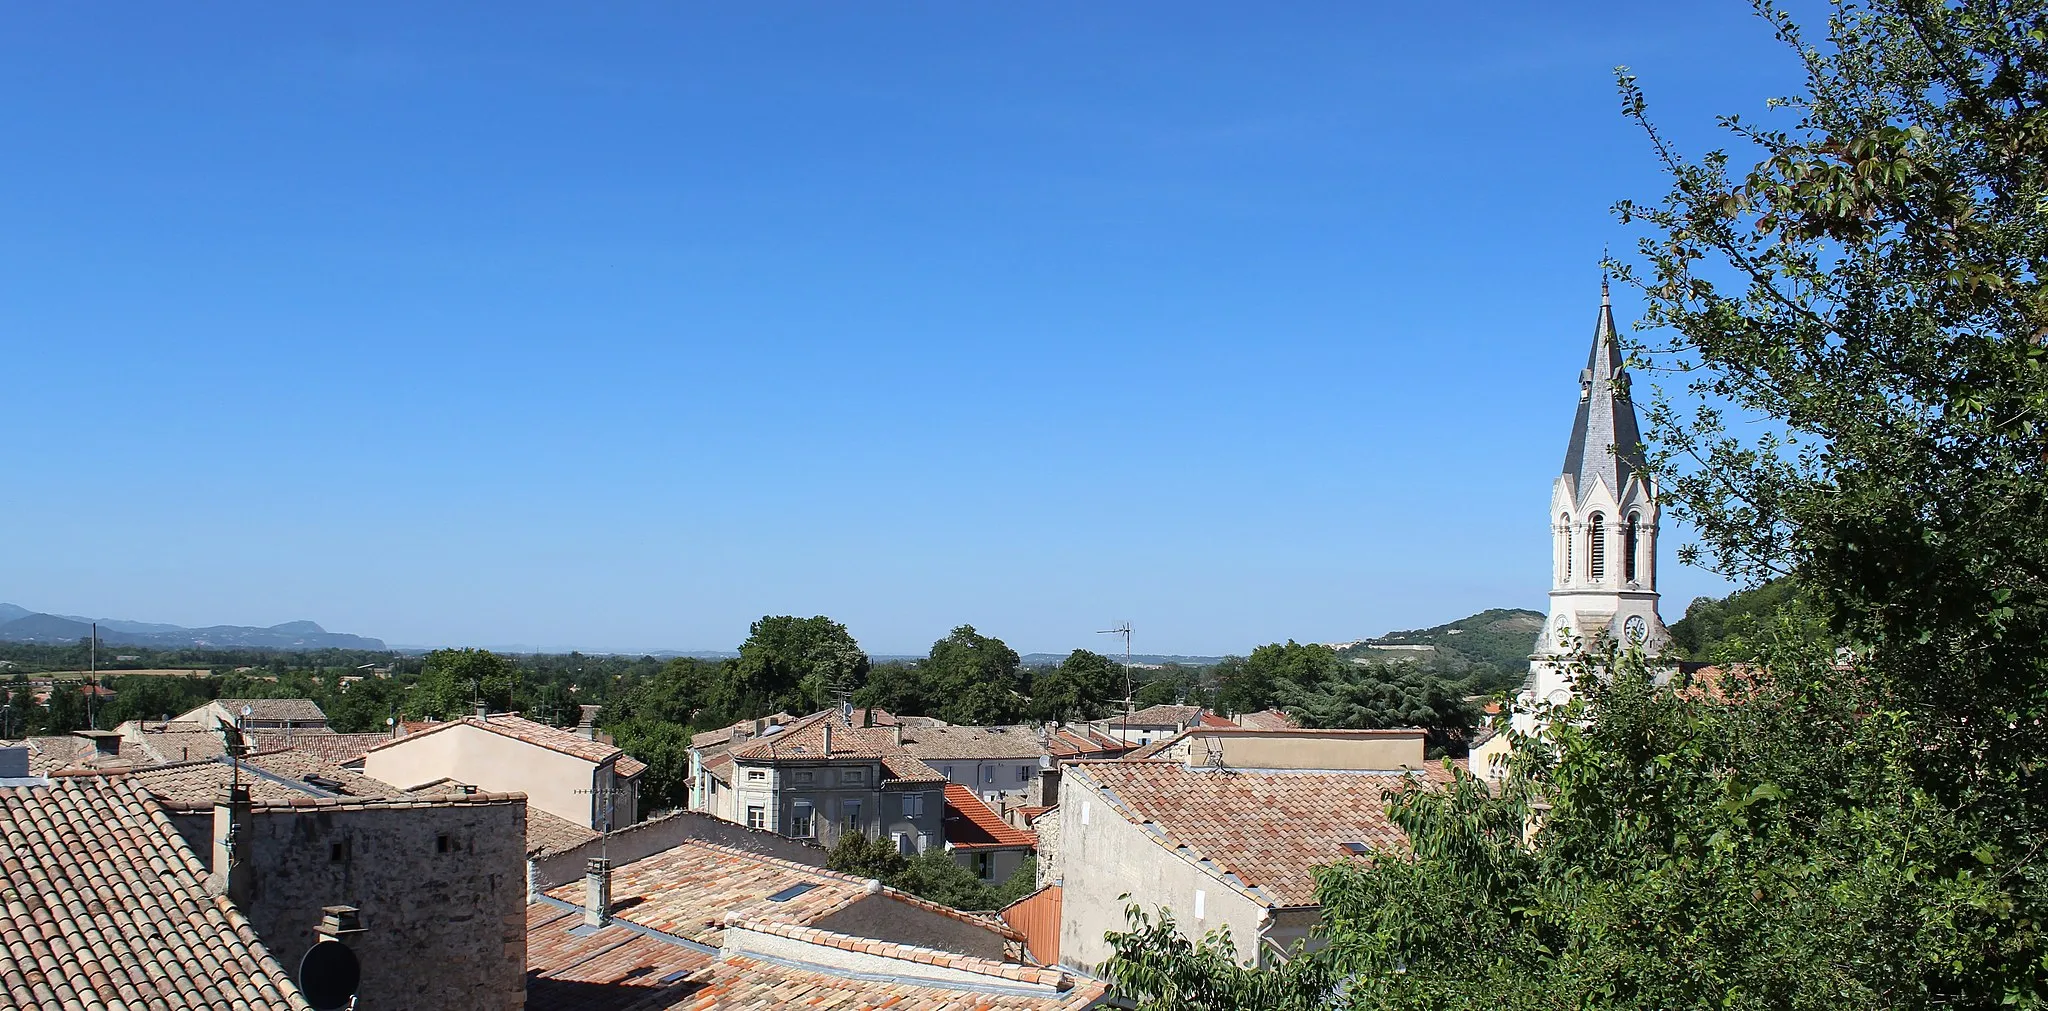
[1559,278,1646,502]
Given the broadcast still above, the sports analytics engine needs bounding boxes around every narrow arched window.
[1559,514,1573,581]
[1588,513,1606,581]
[1624,514,1640,583]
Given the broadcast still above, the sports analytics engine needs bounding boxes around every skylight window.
[766,882,820,902]
[1340,841,1370,855]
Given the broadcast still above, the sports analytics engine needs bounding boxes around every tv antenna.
[1097,623,1132,743]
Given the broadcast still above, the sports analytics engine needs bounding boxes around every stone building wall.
[227,792,527,1011]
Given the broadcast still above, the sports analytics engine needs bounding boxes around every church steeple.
[1530,279,1668,681]
[1559,276,1646,506]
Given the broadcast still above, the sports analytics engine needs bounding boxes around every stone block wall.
[231,794,527,1011]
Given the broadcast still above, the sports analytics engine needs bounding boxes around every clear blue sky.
[2,4,1795,656]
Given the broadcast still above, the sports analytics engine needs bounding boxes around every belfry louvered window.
[1560,514,1574,581]
[1624,514,1640,583]
[1588,513,1606,581]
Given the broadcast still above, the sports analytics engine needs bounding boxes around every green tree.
[408,648,516,719]
[720,616,870,718]
[920,626,1024,725]
[1279,661,1478,757]
[826,831,908,881]
[1028,649,1121,723]
[43,685,84,734]
[1108,4,2048,1006]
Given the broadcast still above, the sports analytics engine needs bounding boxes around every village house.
[897,723,1045,807]
[1050,725,1445,972]
[359,710,646,832]
[942,783,1037,884]
[689,707,948,853]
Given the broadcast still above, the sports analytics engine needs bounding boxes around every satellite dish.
[299,940,361,1010]
[241,705,254,718]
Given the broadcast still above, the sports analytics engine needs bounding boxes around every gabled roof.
[250,730,392,767]
[1560,281,1648,502]
[1065,760,1445,907]
[900,724,1044,761]
[1044,726,1126,760]
[118,749,406,806]
[525,807,602,858]
[1232,708,1301,730]
[727,710,900,761]
[363,713,629,768]
[8,734,145,774]
[943,784,1037,852]
[0,778,311,1009]
[1117,704,1204,727]
[202,698,329,723]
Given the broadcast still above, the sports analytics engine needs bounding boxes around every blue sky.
[0,4,1799,655]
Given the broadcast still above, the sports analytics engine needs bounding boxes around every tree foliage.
[1108,3,2048,1007]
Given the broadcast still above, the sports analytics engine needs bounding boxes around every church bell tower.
[1523,280,1669,712]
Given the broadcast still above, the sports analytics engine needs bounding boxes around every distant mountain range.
[0,604,387,650]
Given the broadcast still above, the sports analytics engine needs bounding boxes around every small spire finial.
[1600,247,1611,306]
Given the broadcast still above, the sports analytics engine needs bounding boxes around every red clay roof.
[0,778,310,1009]
[364,713,630,768]
[942,784,1037,852]
[1067,760,1442,907]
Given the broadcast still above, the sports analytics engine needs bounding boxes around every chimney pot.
[888,725,903,746]
[474,700,489,719]
[821,724,833,755]
[584,857,613,928]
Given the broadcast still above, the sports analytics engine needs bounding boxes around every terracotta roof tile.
[365,713,628,767]
[1232,708,1300,730]
[943,784,1037,851]
[206,698,328,723]
[524,902,714,1011]
[1068,761,1442,906]
[900,724,1045,761]
[249,730,391,767]
[119,750,405,806]
[1117,704,1204,727]
[526,807,603,857]
[0,778,311,1009]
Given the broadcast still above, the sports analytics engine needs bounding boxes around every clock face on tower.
[1625,615,1648,644]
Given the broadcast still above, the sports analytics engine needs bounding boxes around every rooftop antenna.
[1097,623,1132,743]
[88,622,97,729]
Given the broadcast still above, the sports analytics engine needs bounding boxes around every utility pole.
[88,622,97,729]
[1098,623,1132,744]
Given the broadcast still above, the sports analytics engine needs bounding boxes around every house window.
[983,767,996,784]
[973,852,993,879]
[901,792,925,818]
[896,832,914,855]
[918,832,935,853]
[844,768,865,786]
[1194,888,1206,921]
[1017,765,1031,783]
[746,769,766,783]
[747,806,766,831]
[794,770,814,785]
[943,765,954,779]
[842,799,861,831]
[1081,802,1091,825]
[789,801,814,839]
[1588,513,1606,581]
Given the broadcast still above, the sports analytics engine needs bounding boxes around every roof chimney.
[821,724,833,755]
[862,707,874,728]
[888,725,903,747]
[584,857,613,928]
[0,746,28,778]
[474,700,490,719]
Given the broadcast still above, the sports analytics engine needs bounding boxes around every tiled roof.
[881,754,948,785]
[701,753,734,783]
[900,724,1044,761]
[364,713,626,767]
[208,698,329,723]
[1017,805,1055,824]
[540,838,1015,949]
[616,754,648,778]
[527,807,602,857]
[0,778,311,1009]
[249,730,391,767]
[119,749,406,806]
[691,712,799,749]
[524,902,713,1011]
[724,917,1063,986]
[8,734,144,775]
[1044,726,1125,760]
[679,951,1103,1010]
[727,710,902,761]
[123,721,230,765]
[1067,760,1441,907]
[542,839,871,947]
[943,784,1037,852]
[1232,709,1300,730]
[1117,704,1204,727]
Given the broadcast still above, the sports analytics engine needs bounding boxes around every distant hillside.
[1018,652,1226,668]
[0,604,386,651]
[1339,608,1545,694]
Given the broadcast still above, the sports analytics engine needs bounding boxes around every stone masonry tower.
[1520,280,1669,718]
